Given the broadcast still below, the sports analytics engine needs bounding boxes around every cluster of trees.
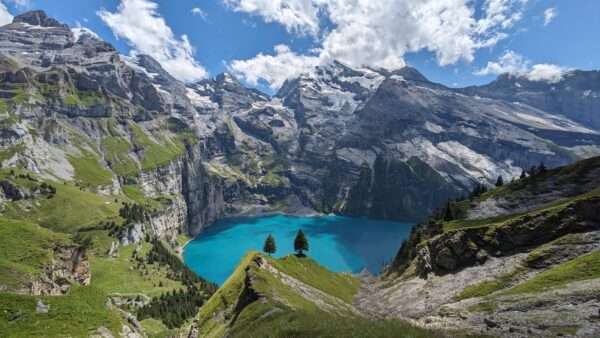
[469,183,489,200]
[135,239,218,329]
[437,161,551,222]
[147,239,216,289]
[119,203,149,224]
[137,286,205,329]
[521,161,548,179]
[262,230,309,257]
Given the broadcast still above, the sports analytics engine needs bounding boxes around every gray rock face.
[13,10,68,28]
[463,71,600,130]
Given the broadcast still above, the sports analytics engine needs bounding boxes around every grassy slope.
[270,255,360,304]
[90,243,184,297]
[0,286,123,338]
[129,123,184,171]
[0,219,71,291]
[67,151,114,188]
[502,250,600,295]
[2,182,123,233]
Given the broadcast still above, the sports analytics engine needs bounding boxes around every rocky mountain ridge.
[2,11,600,234]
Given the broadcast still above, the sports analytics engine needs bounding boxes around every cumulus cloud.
[543,7,558,26]
[98,0,208,82]
[229,45,321,90]
[527,64,567,83]
[72,22,100,42]
[475,50,529,76]
[191,7,208,20]
[6,0,30,8]
[0,2,13,26]
[228,0,529,89]
[224,0,321,37]
[476,50,569,83]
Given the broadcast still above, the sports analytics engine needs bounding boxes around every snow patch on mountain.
[186,88,218,109]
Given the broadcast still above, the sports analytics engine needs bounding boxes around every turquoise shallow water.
[183,214,414,285]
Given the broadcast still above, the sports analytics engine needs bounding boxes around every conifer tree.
[495,175,504,187]
[443,200,454,221]
[294,230,309,257]
[538,161,547,174]
[528,165,538,177]
[263,234,276,256]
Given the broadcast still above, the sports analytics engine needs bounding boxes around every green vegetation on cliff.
[68,151,114,188]
[503,250,600,295]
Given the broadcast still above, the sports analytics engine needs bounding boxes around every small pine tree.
[495,175,504,187]
[263,234,276,256]
[528,165,538,177]
[443,200,454,221]
[538,161,547,174]
[294,230,309,257]
[520,169,527,179]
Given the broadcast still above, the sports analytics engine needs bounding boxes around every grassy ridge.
[197,252,454,338]
[270,255,360,304]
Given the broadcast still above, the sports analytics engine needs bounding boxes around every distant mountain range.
[1,10,599,226]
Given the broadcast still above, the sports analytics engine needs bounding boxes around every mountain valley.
[0,10,599,338]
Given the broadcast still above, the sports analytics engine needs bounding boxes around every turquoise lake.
[183,214,414,285]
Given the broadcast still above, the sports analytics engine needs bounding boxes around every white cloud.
[98,0,208,82]
[475,50,529,76]
[476,50,569,83]
[229,45,321,90]
[527,64,567,83]
[191,7,208,20]
[72,22,100,42]
[543,7,558,26]
[7,0,31,9]
[224,0,321,37]
[227,0,529,89]
[0,2,13,26]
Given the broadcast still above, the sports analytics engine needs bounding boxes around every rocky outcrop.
[412,197,600,276]
[29,245,91,295]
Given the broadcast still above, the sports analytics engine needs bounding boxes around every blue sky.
[1,0,599,94]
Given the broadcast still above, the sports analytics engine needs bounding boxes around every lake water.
[183,214,414,285]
